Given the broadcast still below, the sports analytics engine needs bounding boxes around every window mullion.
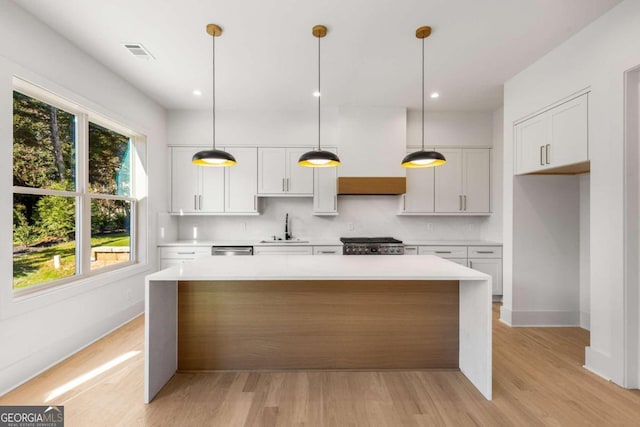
[76,112,91,276]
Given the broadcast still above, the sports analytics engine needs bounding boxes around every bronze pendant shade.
[299,25,340,168]
[401,26,446,169]
[192,24,236,167]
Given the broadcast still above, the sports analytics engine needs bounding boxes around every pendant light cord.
[212,32,216,150]
[317,34,321,151]
[421,37,425,151]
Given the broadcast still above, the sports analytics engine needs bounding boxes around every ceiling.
[13,0,621,111]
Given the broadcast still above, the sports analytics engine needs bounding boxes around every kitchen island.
[145,255,492,402]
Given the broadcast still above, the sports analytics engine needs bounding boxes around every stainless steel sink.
[258,239,309,244]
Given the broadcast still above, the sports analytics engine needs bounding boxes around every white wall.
[483,108,503,242]
[169,108,500,243]
[502,0,640,386]
[508,175,581,326]
[580,174,591,330]
[0,0,167,394]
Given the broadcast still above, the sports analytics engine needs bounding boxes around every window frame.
[12,81,142,297]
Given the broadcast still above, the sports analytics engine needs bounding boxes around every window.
[12,85,142,294]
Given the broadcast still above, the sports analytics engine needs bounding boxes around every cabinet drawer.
[159,246,211,259]
[254,246,313,255]
[418,246,468,259]
[403,246,418,255]
[313,246,342,255]
[468,246,502,259]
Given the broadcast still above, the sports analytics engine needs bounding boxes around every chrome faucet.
[285,213,292,240]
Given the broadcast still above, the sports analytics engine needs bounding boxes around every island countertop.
[145,254,493,403]
[147,254,490,282]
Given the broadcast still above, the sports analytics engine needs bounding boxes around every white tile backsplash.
[177,196,488,242]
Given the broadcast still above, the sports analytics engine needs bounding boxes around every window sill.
[2,262,152,320]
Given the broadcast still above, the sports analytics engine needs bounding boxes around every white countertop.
[158,239,501,247]
[158,239,343,247]
[147,254,490,282]
[402,240,502,246]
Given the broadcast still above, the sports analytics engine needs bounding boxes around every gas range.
[340,237,404,255]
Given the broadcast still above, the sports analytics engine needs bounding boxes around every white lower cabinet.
[159,246,211,269]
[313,246,342,255]
[254,246,314,255]
[468,258,503,296]
[412,244,503,295]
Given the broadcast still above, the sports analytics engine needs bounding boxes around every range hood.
[337,177,406,195]
[336,106,407,196]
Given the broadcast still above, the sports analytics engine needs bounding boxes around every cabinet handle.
[435,251,452,254]
[319,250,337,254]
[282,178,285,192]
[199,195,202,210]
[254,195,257,211]
[194,195,197,210]
[459,195,462,211]
[177,252,196,255]
[540,146,545,166]
[546,144,550,164]
[469,261,473,268]
[475,251,494,254]
[287,178,290,192]
[464,195,467,211]
[334,196,337,211]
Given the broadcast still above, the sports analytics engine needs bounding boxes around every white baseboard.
[584,347,612,382]
[499,305,513,326]
[0,302,143,397]
[507,309,580,327]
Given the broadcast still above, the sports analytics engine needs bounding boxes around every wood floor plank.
[2,304,640,426]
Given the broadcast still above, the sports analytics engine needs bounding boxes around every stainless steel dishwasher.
[211,246,254,256]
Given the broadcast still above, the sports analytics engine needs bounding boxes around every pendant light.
[192,24,236,167]
[402,26,446,168]
[299,25,341,168]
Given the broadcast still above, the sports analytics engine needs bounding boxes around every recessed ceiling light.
[430,92,440,99]
[192,89,202,96]
[313,90,321,97]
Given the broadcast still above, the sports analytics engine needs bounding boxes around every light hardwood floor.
[2,304,640,426]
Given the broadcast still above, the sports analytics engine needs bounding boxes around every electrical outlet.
[126,289,132,301]
[241,222,247,232]
[426,223,433,231]
[347,222,355,231]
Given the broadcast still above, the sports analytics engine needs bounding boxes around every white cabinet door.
[199,166,225,213]
[254,246,313,255]
[434,148,463,212]
[258,147,286,194]
[403,149,435,213]
[225,147,257,213]
[515,114,548,175]
[286,148,314,195]
[313,148,338,214]
[549,93,588,168]
[463,149,491,213]
[469,258,503,295]
[171,147,199,214]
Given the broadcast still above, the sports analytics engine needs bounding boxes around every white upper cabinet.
[225,147,258,213]
[170,146,257,215]
[402,149,435,214]
[515,92,588,175]
[434,148,491,214]
[286,148,314,195]
[171,146,224,214]
[258,147,313,196]
[434,148,464,213]
[171,147,200,214]
[462,149,491,213]
[313,148,338,215]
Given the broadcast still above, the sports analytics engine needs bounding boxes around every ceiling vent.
[123,43,155,60]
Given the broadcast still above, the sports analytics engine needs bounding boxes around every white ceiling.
[13,0,621,111]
